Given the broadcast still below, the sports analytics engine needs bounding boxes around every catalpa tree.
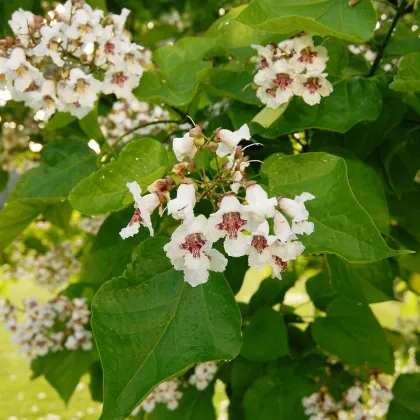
[0,0,420,419]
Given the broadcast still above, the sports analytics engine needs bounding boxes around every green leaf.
[89,361,104,402]
[231,357,264,395]
[268,153,403,263]
[323,148,390,233]
[249,270,296,313]
[381,124,420,194]
[311,97,406,158]
[44,112,77,131]
[327,255,395,304]
[206,69,259,105]
[244,373,316,420]
[306,271,338,311]
[69,138,168,215]
[241,307,289,361]
[0,140,97,250]
[312,297,394,373]
[31,350,98,403]
[235,0,376,42]
[148,386,216,420]
[79,209,151,286]
[43,201,73,232]
[390,53,420,92]
[79,107,104,141]
[91,237,242,420]
[225,255,249,295]
[252,79,382,138]
[206,6,274,57]
[134,37,216,107]
[388,374,420,420]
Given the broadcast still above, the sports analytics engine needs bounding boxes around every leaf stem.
[369,0,406,77]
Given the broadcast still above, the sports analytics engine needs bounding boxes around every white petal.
[126,181,142,204]
[119,223,139,239]
[292,220,314,236]
[273,211,295,242]
[207,249,228,272]
[184,269,209,287]
[248,248,271,269]
[224,235,249,257]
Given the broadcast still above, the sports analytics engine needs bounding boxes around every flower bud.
[34,15,44,28]
[207,141,218,153]
[189,125,203,138]
[213,128,221,142]
[193,136,205,147]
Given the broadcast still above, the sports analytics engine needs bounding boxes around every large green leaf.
[134,37,216,107]
[269,153,403,263]
[244,373,316,420]
[306,271,338,311]
[252,79,382,138]
[69,138,168,215]
[322,148,390,233]
[390,53,420,92]
[91,237,242,420]
[327,255,395,304]
[0,140,97,250]
[381,124,420,194]
[235,0,376,42]
[206,69,259,105]
[241,307,289,361]
[388,374,420,420]
[206,6,274,57]
[312,297,394,373]
[0,169,8,193]
[79,209,152,286]
[311,97,406,159]
[148,386,216,420]
[31,350,98,403]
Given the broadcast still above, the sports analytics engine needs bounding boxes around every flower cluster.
[0,1,150,120]
[0,296,93,362]
[1,239,82,291]
[188,362,218,390]
[120,123,314,287]
[130,362,218,416]
[78,215,106,235]
[131,379,183,415]
[99,98,171,145]
[252,35,333,107]
[302,378,393,420]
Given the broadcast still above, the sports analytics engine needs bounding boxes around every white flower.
[290,35,329,73]
[273,211,296,243]
[293,72,333,106]
[208,195,258,257]
[277,192,315,222]
[247,221,277,269]
[9,9,35,47]
[245,184,277,219]
[167,183,196,221]
[270,61,297,102]
[271,240,305,263]
[95,25,125,66]
[345,386,363,404]
[120,181,160,238]
[102,66,140,99]
[6,48,41,92]
[163,215,227,287]
[60,68,102,108]
[28,80,59,121]
[65,8,103,45]
[216,124,251,157]
[109,8,131,34]
[189,362,218,391]
[55,1,72,23]
[32,23,66,67]
[173,133,197,162]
